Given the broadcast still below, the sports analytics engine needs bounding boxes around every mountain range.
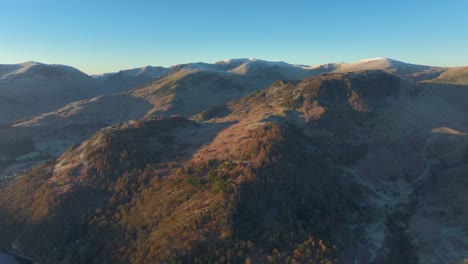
[0,57,467,264]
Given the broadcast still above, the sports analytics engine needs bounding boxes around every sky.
[0,0,467,74]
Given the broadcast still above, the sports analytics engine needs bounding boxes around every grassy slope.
[423,66,468,85]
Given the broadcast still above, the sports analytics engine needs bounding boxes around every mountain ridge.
[0,57,467,263]
[1,70,467,263]
[3,57,462,78]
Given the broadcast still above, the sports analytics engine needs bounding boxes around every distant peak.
[359,57,392,62]
[140,65,156,71]
[217,58,251,64]
[20,61,42,66]
[217,58,292,67]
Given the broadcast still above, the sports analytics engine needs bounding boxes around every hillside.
[423,66,468,85]
[1,70,467,263]
[0,117,352,264]
[0,60,339,180]
[0,62,100,125]
[0,62,172,127]
[96,66,171,91]
[1,58,464,128]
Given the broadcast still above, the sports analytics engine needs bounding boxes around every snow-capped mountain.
[332,57,447,79]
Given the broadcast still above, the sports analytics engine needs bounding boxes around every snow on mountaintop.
[333,57,440,74]
[218,58,252,64]
[0,61,89,80]
[218,58,289,66]
[359,57,391,62]
[216,58,262,64]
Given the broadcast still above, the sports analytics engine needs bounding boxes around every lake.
[0,251,30,264]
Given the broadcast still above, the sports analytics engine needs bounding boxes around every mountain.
[96,65,171,91]
[0,59,342,180]
[333,58,446,81]
[172,58,340,79]
[1,57,467,184]
[0,59,340,127]
[423,66,468,85]
[0,62,165,126]
[1,70,467,263]
[0,62,101,125]
[0,62,175,127]
[1,57,466,182]
[220,58,340,80]
[0,58,459,128]
[333,57,422,72]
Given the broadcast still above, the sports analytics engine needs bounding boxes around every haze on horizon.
[1,0,467,74]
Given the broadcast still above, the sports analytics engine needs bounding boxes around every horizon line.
[1,57,466,76]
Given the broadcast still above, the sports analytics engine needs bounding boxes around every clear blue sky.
[1,0,467,74]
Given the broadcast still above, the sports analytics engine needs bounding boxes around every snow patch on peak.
[217,58,251,65]
[333,57,433,74]
[217,58,291,67]
[359,57,390,62]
